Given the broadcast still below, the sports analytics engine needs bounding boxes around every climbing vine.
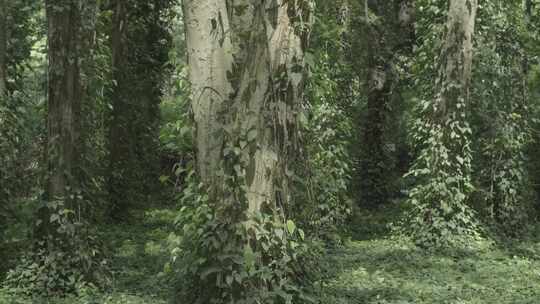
[172,1,317,303]
[399,0,480,247]
[471,0,536,231]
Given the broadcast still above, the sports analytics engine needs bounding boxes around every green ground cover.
[2,207,540,304]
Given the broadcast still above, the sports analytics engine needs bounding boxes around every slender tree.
[404,0,478,246]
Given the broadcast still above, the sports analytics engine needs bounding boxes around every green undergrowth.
[3,204,540,303]
[0,288,167,304]
[319,232,540,304]
[0,207,177,304]
[104,208,177,298]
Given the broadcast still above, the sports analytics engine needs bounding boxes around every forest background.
[1,0,540,303]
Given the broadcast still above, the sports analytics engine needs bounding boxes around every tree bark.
[403,0,478,244]
[436,0,477,116]
[40,0,82,237]
[184,0,309,213]
[183,0,234,185]
[75,0,98,201]
[108,0,131,219]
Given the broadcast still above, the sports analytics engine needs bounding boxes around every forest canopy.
[1,0,540,303]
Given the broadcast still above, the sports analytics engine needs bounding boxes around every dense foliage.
[1,0,540,303]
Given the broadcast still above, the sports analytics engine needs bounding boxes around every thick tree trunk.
[40,0,82,237]
[184,0,308,213]
[183,0,234,185]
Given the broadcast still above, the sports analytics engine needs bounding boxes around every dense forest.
[1,0,540,303]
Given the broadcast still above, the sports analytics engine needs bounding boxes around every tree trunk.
[40,0,82,237]
[180,2,310,299]
[108,0,131,219]
[522,0,532,95]
[404,0,478,245]
[183,0,234,186]
[436,0,477,116]
[184,0,309,213]
[75,0,100,207]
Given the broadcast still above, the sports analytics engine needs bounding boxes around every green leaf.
[243,245,255,267]
[286,220,296,235]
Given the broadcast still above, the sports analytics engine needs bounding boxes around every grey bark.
[436,0,477,116]
[184,0,309,213]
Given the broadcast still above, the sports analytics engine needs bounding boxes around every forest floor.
[319,209,540,304]
[319,237,540,304]
[78,206,540,304]
[2,206,540,303]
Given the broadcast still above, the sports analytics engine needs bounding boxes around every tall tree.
[184,0,309,213]
[438,0,477,111]
[76,0,105,206]
[39,0,83,237]
[404,0,478,246]
[179,0,311,301]
[108,0,172,220]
